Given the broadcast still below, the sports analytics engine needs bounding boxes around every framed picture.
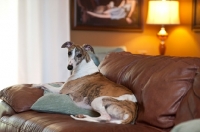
[192,0,200,32]
[70,0,143,32]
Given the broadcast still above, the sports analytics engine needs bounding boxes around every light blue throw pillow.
[31,91,99,117]
[171,119,200,132]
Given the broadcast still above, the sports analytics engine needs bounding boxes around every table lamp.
[146,0,180,55]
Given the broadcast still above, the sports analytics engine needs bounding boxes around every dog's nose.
[67,65,73,70]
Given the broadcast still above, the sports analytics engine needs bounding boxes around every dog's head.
[61,41,95,71]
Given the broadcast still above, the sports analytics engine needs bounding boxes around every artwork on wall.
[70,0,143,32]
[192,0,200,32]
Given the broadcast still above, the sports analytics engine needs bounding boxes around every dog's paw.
[74,114,86,118]
[70,115,100,123]
[71,114,93,119]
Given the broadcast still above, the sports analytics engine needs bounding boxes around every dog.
[45,41,138,124]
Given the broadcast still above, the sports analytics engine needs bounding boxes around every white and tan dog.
[46,41,137,124]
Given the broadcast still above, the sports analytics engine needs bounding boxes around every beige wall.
[71,0,200,57]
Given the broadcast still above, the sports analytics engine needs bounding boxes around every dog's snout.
[67,65,73,70]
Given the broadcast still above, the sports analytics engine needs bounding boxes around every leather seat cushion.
[0,111,163,132]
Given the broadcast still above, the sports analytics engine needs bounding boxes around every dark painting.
[71,0,143,32]
[192,0,200,32]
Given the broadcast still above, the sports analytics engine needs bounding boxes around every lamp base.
[159,42,166,55]
[157,26,168,55]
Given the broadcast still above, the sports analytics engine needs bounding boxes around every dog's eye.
[68,51,72,56]
[77,54,82,58]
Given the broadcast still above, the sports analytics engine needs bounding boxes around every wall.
[71,0,200,57]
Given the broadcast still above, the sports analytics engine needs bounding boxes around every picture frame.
[70,0,143,32]
[192,0,200,32]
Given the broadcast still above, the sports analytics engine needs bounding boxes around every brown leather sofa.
[0,52,200,132]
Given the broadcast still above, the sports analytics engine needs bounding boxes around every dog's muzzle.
[67,65,73,70]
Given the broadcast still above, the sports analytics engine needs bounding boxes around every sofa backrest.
[98,52,200,129]
[174,71,200,125]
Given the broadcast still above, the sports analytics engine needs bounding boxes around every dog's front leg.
[41,82,63,93]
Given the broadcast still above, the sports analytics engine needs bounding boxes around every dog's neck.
[67,59,99,81]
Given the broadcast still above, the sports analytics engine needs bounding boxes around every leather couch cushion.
[0,111,163,132]
[0,84,43,112]
[99,52,200,129]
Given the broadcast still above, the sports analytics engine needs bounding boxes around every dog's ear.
[82,44,95,54]
[61,41,73,48]
[85,54,91,63]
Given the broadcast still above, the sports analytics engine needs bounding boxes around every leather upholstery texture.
[0,111,162,132]
[0,52,200,132]
[99,52,200,129]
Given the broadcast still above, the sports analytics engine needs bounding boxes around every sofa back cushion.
[99,52,200,129]
[174,70,200,125]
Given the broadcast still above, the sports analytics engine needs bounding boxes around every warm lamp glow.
[146,0,180,55]
[147,0,180,25]
[157,27,168,36]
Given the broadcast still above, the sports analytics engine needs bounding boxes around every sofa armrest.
[0,99,15,117]
[0,84,44,112]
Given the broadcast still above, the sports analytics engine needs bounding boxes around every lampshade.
[146,0,180,25]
